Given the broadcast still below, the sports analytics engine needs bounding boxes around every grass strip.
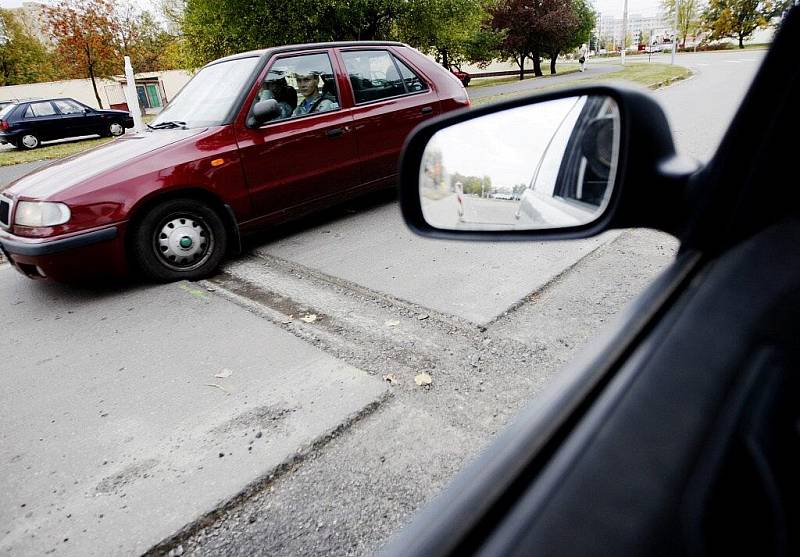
[471,63,691,107]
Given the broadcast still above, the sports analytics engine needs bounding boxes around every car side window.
[253,52,340,124]
[392,55,428,93]
[341,50,409,104]
[53,100,85,115]
[25,102,57,118]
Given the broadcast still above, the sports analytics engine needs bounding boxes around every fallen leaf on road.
[205,383,230,394]
[383,373,398,384]
[301,314,318,323]
[417,314,429,321]
[214,368,233,379]
[384,320,400,327]
[414,372,433,387]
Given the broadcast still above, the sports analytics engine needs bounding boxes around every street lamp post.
[621,0,629,65]
[671,0,679,64]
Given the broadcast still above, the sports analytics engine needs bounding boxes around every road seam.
[142,390,394,557]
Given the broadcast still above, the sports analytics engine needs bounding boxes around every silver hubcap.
[109,123,124,136]
[155,216,212,270]
[21,135,38,148]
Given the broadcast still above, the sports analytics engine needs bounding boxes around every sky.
[1,0,663,18]
[430,97,582,188]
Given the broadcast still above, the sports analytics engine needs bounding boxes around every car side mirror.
[399,85,702,240]
[250,99,280,127]
[83,107,92,114]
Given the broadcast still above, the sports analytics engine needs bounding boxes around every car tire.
[18,134,40,150]
[131,198,227,282]
[102,121,125,137]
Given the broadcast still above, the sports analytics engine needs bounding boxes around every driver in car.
[293,67,338,116]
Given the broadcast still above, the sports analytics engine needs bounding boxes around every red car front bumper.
[0,223,129,281]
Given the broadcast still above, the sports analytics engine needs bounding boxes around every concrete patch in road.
[0,269,387,556]
[252,201,619,325]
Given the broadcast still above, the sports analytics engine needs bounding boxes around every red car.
[0,42,470,282]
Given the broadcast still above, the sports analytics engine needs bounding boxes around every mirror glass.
[419,95,620,231]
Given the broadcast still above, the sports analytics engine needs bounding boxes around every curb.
[647,70,693,90]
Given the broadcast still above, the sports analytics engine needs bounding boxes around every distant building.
[595,13,671,49]
[0,70,193,114]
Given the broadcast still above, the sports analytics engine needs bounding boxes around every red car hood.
[5,128,206,200]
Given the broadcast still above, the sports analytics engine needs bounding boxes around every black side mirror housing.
[250,99,280,127]
[399,85,702,241]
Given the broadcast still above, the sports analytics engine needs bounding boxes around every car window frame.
[337,47,432,107]
[24,101,59,119]
[246,49,344,129]
[52,98,88,116]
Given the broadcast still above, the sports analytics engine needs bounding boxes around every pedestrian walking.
[579,43,588,72]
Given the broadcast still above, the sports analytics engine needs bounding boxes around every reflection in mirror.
[419,95,620,231]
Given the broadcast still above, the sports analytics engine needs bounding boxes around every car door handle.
[325,127,345,138]
[421,107,433,115]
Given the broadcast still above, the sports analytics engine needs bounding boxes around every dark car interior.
[385,5,800,557]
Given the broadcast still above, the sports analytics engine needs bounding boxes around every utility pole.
[123,56,145,133]
[621,0,629,65]
[671,0,679,64]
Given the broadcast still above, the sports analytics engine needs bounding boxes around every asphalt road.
[0,48,766,556]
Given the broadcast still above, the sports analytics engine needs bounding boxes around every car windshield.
[150,57,259,129]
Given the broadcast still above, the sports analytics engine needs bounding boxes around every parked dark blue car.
[0,98,134,150]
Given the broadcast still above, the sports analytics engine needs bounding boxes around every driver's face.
[296,75,319,97]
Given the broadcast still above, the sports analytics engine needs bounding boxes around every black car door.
[20,101,62,142]
[53,99,102,138]
[385,7,800,557]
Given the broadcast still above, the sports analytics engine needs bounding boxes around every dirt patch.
[95,458,159,495]
[209,404,297,437]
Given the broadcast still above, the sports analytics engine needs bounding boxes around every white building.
[0,70,193,114]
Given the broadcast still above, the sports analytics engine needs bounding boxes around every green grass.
[0,137,115,167]
[471,67,581,89]
[471,62,691,107]
[0,114,157,167]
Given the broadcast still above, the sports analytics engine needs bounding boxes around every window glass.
[0,104,15,119]
[26,102,57,118]
[254,53,340,124]
[53,99,84,115]
[341,50,407,104]
[393,55,428,93]
[151,56,259,128]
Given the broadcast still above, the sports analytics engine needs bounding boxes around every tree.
[701,0,787,48]
[45,0,121,107]
[0,9,54,86]
[543,0,596,74]
[489,0,538,79]
[118,8,184,72]
[397,0,486,70]
[490,0,590,79]
[181,0,410,67]
[661,0,702,47]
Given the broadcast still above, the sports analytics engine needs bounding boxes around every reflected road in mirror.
[420,95,620,231]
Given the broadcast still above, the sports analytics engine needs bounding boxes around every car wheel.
[19,134,39,150]
[108,121,125,137]
[131,198,227,282]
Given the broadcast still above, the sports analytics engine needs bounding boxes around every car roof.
[207,41,407,67]
[7,97,80,104]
